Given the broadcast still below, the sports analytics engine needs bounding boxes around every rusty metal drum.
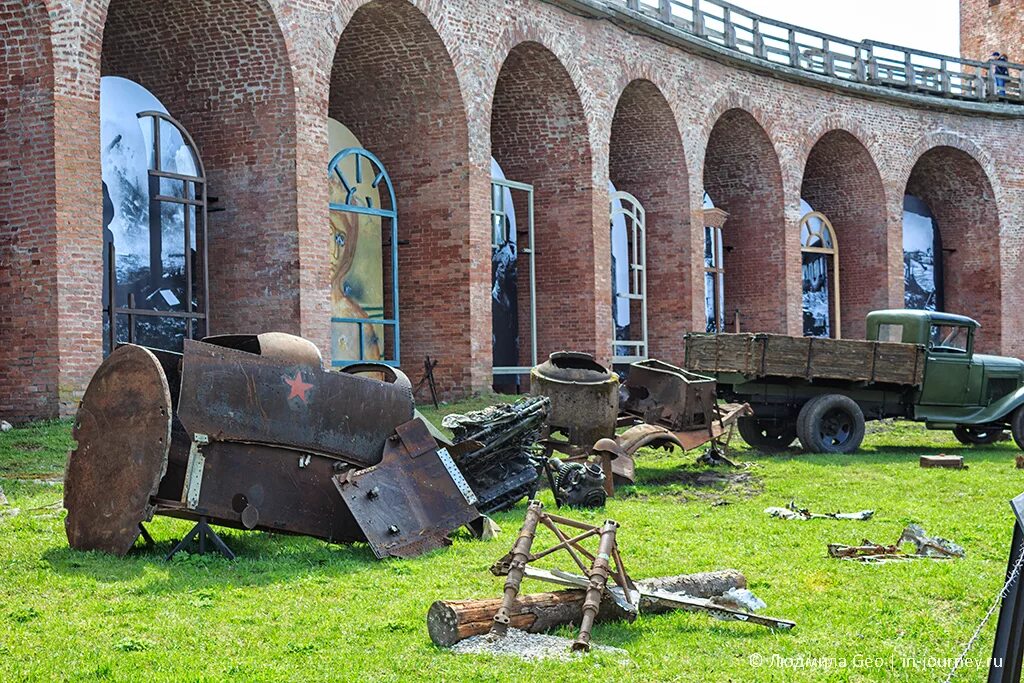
[530,352,619,448]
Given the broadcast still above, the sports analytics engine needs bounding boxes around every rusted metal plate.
[176,339,413,467]
[65,345,172,555]
[334,419,480,559]
[153,442,362,543]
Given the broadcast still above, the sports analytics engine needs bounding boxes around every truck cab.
[866,310,1024,426]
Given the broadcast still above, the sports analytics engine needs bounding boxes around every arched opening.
[330,0,471,390]
[800,130,887,339]
[101,0,298,338]
[0,0,56,421]
[702,109,786,334]
[905,147,1000,351]
[609,80,689,364]
[490,41,594,387]
[798,202,841,338]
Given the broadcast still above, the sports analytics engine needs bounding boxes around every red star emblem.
[284,371,313,404]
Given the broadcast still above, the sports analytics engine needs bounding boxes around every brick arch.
[0,0,57,421]
[487,22,601,166]
[899,131,1001,199]
[100,0,300,336]
[702,107,788,334]
[329,0,472,393]
[904,145,1002,352]
[694,93,786,180]
[609,79,691,362]
[800,129,888,339]
[491,40,598,367]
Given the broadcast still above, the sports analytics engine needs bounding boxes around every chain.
[943,545,1024,682]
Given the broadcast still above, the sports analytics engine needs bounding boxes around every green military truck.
[685,310,1024,454]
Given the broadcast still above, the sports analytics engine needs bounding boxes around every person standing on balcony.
[992,51,1009,96]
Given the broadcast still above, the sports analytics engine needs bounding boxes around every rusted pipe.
[572,519,619,652]
[490,500,544,637]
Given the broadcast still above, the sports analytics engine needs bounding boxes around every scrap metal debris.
[451,627,629,662]
[529,352,752,498]
[828,524,965,562]
[442,396,549,513]
[766,501,874,521]
[64,335,481,560]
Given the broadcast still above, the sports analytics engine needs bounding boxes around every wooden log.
[427,569,746,646]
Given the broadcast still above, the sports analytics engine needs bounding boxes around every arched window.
[610,183,647,365]
[799,201,841,338]
[702,192,728,333]
[327,123,398,367]
[902,194,944,311]
[100,76,208,355]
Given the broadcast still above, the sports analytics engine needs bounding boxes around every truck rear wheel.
[1012,407,1024,451]
[737,418,797,452]
[953,425,1005,446]
[796,394,866,454]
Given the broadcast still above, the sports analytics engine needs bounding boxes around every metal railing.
[616,0,1023,104]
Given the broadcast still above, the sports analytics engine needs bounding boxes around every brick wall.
[961,0,1024,62]
[3,0,1024,421]
[0,0,57,422]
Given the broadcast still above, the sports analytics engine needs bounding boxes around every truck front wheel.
[737,418,797,452]
[796,394,866,454]
[1012,407,1024,451]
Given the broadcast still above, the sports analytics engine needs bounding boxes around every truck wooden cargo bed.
[685,333,926,387]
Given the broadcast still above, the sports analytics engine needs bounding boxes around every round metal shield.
[64,345,172,555]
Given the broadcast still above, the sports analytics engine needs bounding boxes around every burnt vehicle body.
[64,334,480,559]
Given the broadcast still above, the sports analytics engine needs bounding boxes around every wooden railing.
[616,0,1024,104]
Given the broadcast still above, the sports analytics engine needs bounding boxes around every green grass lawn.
[2,401,1022,682]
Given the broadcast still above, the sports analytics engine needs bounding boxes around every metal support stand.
[413,356,439,408]
[137,523,155,548]
[165,516,235,561]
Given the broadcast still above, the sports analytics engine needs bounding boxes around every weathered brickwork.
[961,0,1024,62]
[1,0,1023,421]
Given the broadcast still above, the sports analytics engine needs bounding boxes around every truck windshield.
[929,324,970,354]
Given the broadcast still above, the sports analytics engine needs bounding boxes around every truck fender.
[962,387,1024,425]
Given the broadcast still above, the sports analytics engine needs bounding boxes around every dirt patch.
[451,628,629,662]
[624,468,763,504]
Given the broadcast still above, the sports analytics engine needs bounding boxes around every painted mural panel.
[491,158,519,370]
[903,194,943,312]
[328,118,385,364]
[100,76,200,354]
[800,200,833,338]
